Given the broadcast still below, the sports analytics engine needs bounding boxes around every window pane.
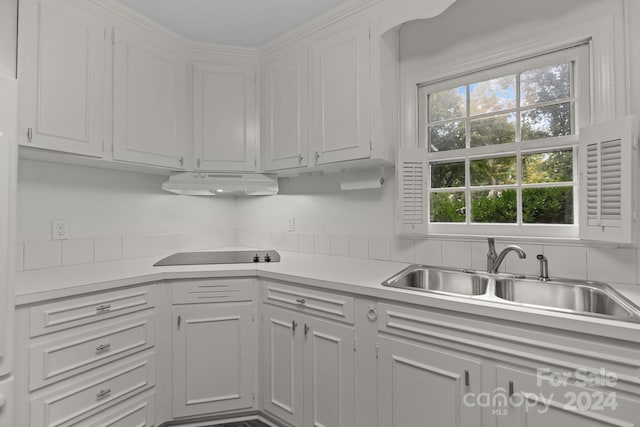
[429,86,466,122]
[522,150,573,184]
[470,156,516,186]
[470,113,516,147]
[521,63,571,107]
[521,102,571,140]
[471,189,517,223]
[469,75,516,115]
[523,187,574,224]
[430,192,466,223]
[429,121,465,152]
[431,161,465,188]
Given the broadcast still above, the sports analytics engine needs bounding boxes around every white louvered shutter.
[579,116,638,243]
[397,148,427,235]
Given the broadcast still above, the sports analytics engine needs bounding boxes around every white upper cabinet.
[262,48,309,171]
[113,27,187,170]
[311,23,372,165]
[18,0,105,157]
[193,62,257,172]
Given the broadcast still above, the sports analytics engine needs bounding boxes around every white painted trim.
[402,8,625,148]
[258,0,379,56]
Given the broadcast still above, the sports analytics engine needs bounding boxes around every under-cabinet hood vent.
[162,172,278,196]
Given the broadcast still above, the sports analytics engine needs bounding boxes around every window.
[418,45,589,237]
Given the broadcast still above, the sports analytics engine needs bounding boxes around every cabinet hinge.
[252,387,256,400]
[353,338,357,352]
[375,343,379,359]
[369,139,373,152]
[111,30,115,45]
[252,312,255,322]
[633,210,637,222]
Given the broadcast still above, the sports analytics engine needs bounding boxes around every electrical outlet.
[52,220,69,240]
[287,217,295,232]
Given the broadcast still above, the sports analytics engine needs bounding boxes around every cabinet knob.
[295,298,306,304]
[315,151,320,163]
[179,156,184,166]
[27,128,33,142]
[292,320,298,332]
[367,305,378,321]
[304,323,310,336]
[197,158,201,168]
[298,153,304,163]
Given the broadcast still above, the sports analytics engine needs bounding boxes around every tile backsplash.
[17,228,640,287]
[17,229,235,272]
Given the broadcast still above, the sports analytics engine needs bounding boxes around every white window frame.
[418,45,590,238]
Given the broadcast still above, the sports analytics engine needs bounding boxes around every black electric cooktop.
[153,250,280,266]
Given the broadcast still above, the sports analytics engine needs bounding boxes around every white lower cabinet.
[377,336,483,427]
[262,304,355,427]
[496,364,640,427]
[172,302,256,418]
[30,351,155,427]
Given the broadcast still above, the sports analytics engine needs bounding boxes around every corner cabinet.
[113,27,187,170]
[193,63,257,172]
[262,48,309,171]
[311,23,371,165]
[171,279,257,418]
[261,281,356,427]
[18,0,105,157]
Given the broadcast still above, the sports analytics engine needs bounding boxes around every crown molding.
[258,0,381,57]
[185,41,259,58]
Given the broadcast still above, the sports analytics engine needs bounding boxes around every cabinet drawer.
[29,312,155,391]
[79,390,155,427]
[30,285,155,337]
[262,280,354,324]
[172,278,256,304]
[30,351,155,427]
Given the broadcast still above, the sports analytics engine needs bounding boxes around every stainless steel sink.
[494,278,640,320]
[382,266,489,296]
[381,264,640,323]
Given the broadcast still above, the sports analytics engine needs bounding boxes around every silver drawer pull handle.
[295,298,306,304]
[96,304,111,313]
[464,370,470,387]
[508,381,514,397]
[96,344,111,353]
[96,388,111,399]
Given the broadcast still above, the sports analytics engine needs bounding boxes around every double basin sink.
[382,265,640,323]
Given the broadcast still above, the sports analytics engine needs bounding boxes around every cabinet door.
[496,365,640,427]
[378,336,482,427]
[173,302,255,418]
[311,23,371,165]
[18,0,104,157]
[262,49,309,171]
[303,317,355,427]
[262,305,304,427]
[193,63,256,172]
[113,27,186,169]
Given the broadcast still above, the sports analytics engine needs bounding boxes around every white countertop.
[14,248,640,342]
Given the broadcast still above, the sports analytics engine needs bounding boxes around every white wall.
[236,171,395,236]
[0,0,17,78]
[17,160,237,242]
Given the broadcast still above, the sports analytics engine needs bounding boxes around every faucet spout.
[489,245,526,274]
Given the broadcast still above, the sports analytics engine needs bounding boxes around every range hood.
[162,172,278,196]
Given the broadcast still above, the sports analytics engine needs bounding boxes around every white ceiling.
[116,0,346,47]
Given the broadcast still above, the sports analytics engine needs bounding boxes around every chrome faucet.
[486,238,526,273]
